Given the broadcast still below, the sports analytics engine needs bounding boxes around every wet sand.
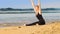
[0,21,60,34]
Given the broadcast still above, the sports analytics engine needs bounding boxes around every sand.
[0,22,60,34]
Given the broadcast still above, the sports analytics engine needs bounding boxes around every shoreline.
[0,21,60,27]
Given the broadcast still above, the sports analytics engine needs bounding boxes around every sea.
[0,10,60,26]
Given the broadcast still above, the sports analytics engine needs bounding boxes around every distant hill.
[0,8,60,11]
[0,8,33,11]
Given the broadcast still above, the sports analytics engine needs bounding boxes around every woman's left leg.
[26,21,39,26]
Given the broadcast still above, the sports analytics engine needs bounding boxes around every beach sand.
[0,21,60,34]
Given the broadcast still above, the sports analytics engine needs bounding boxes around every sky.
[0,0,60,9]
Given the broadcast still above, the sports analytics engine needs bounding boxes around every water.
[0,10,60,25]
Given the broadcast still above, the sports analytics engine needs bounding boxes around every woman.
[26,0,45,26]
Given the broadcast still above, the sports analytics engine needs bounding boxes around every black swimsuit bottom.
[26,13,45,26]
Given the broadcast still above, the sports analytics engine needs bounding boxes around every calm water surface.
[0,10,60,25]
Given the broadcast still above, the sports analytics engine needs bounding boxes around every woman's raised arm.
[30,0,37,13]
[30,0,35,8]
[38,0,40,6]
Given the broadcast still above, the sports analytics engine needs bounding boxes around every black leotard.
[26,13,45,26]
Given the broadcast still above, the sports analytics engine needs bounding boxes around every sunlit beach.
[0,0,60,34]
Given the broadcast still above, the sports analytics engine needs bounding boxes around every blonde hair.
[35,5,39,8]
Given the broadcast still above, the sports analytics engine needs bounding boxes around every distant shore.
[0,8,60,11]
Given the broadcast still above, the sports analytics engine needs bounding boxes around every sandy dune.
[0,22,60,34]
